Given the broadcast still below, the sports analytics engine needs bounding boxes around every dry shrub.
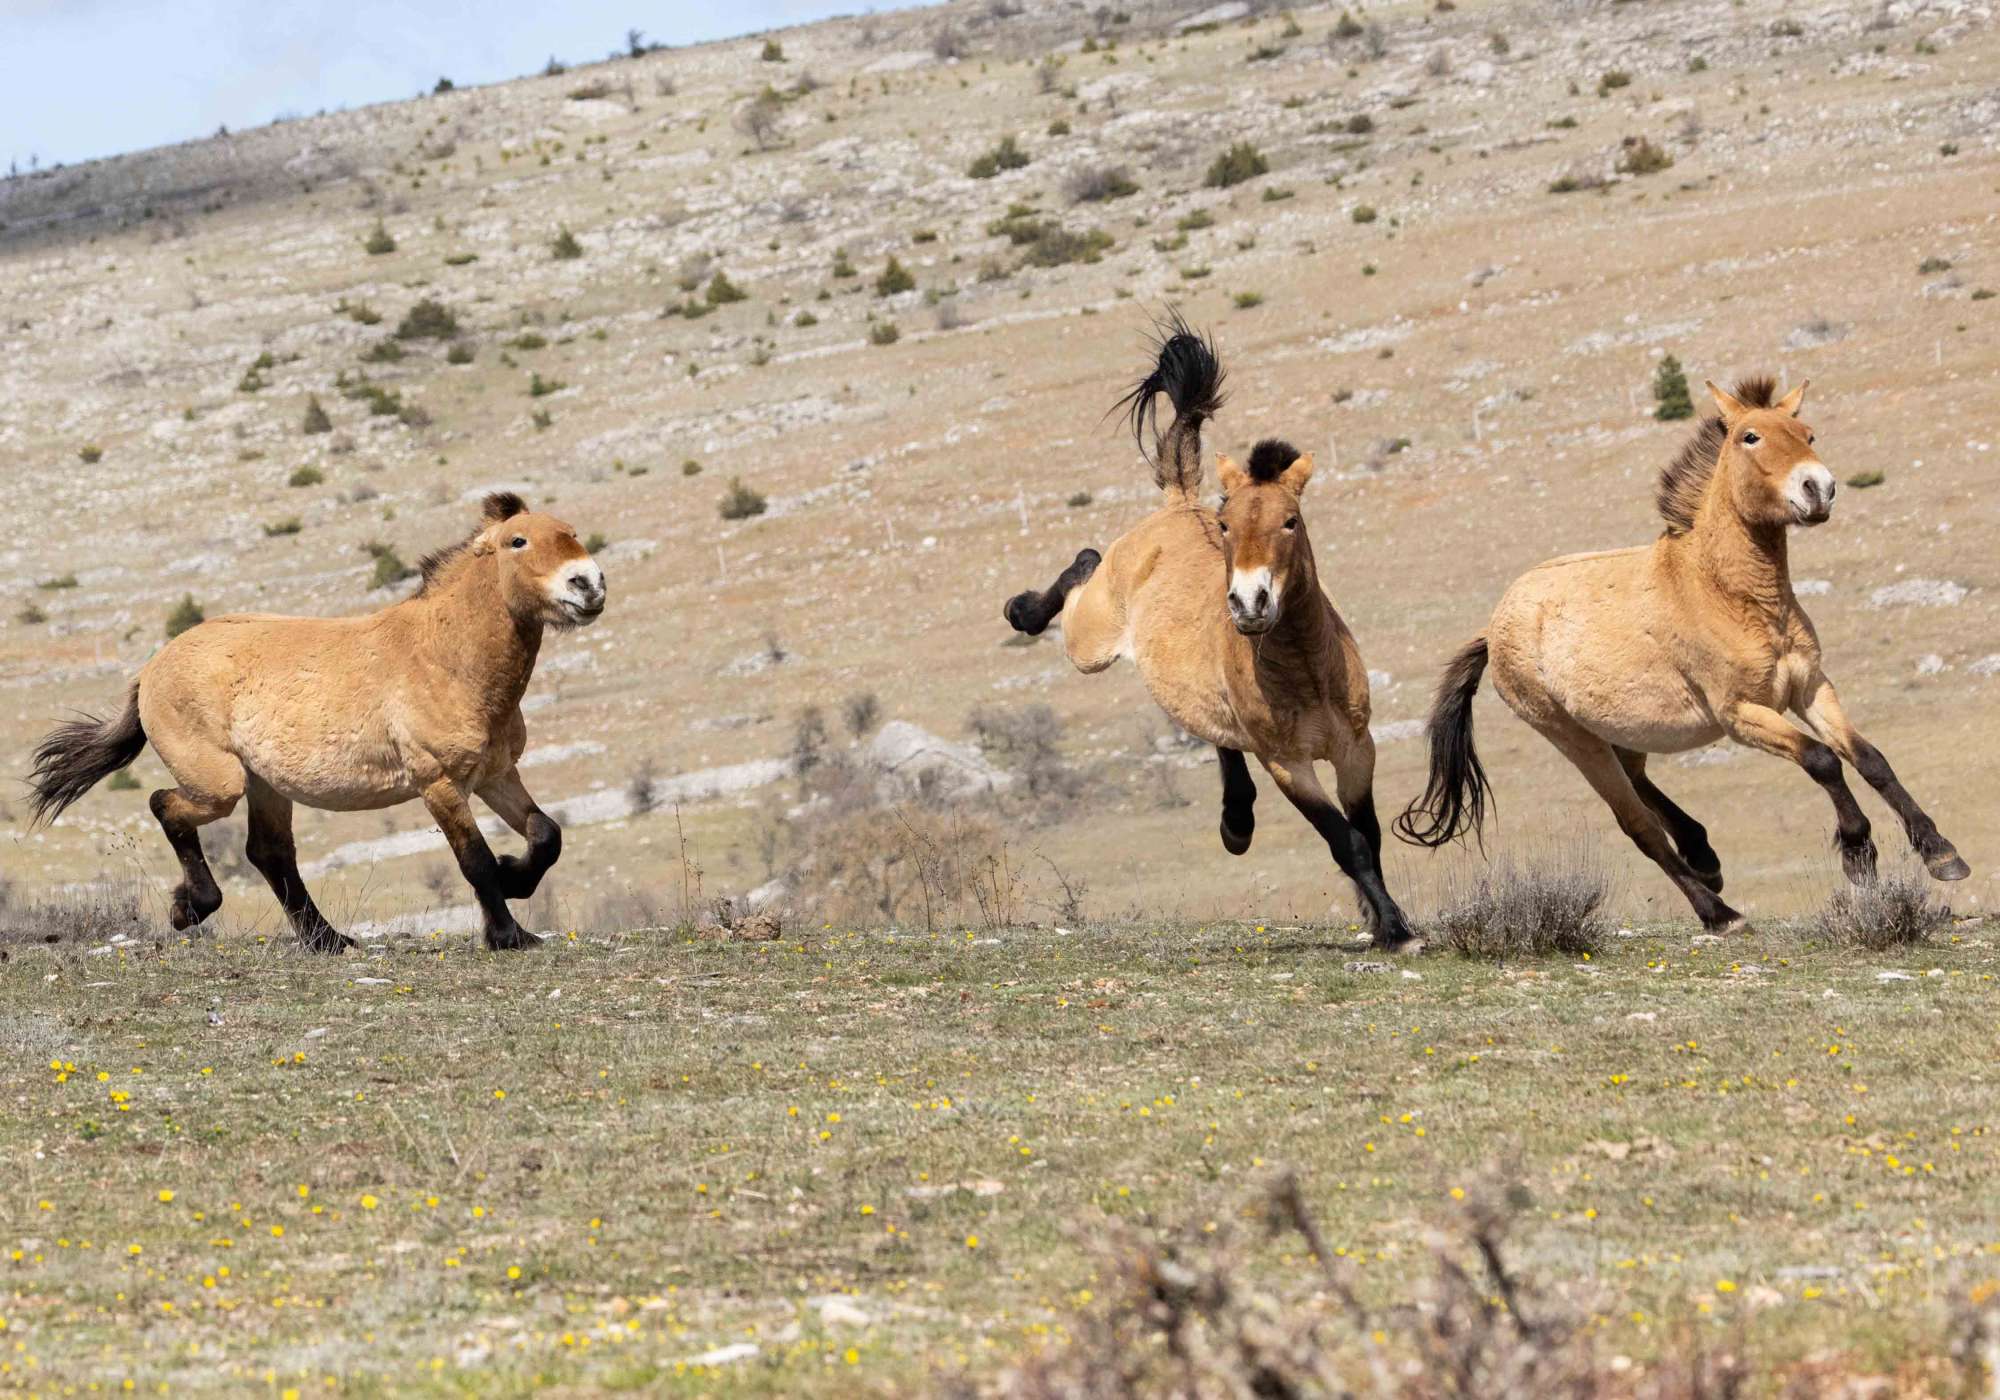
[999,1174,1752,1399]
[0,881,149,948]
[1810,868,1949,950]
[1431,847,1607,958]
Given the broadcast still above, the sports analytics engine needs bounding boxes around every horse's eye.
[1807,433,1815,445]
[1284,516,1299,530]
[1741,430,1761,447]
[1217,520,1229,534]
[510,536,528,549]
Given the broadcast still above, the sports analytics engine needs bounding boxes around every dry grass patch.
[1810,868,1951,950]
[1430,847,1609,958]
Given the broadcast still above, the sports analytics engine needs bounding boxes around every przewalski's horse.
[1004,319,1416,948]
[1396,377,1969,930]
[28,492,607,953]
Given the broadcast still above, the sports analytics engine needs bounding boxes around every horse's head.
[1215,439,1315,635]
[1706,379,1833,528]
[473,492,606,628]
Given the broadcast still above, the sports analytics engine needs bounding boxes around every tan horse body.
[1400,379,1968,928]
[30,493,606,952]
[1007,322,1414,946]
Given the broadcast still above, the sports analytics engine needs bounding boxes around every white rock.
[1869,578,1967,609]
[864,721,1013,801]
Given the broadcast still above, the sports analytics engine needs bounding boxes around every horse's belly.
[233,721,419,811]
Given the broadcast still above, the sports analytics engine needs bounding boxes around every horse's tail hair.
[1394,637,1493,849]
[1112,308,1225,497]
[28,683,146,826]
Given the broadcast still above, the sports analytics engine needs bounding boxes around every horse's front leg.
[1260,754,1417,949]
[1720,701,1878,885]
[421,776,541,952]
[1796,676,1968,881]
[477,765,563,900]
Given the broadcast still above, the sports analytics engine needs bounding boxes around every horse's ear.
[1279,452,1315,495]
[1775,380,1808,417]
[1705,380,1748,421]
[1216,454,1249,495]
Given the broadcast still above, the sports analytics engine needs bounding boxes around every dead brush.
[1809,866,1949,950]
[0,880,150,948]
[997,1174,1751,1399]
[1430,847,1609,958]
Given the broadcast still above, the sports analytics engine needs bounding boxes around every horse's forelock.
[482,491,529,523]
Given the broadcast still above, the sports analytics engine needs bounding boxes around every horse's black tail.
[1394,638,1493,849]
[28,684,146,826]
[1112,308,1226,497]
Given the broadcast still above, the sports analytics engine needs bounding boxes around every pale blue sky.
[2,1,938,170]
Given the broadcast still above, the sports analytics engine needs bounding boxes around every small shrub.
[362,339,404,363]
[584,532,608,552]
[843,692,881,739]
[165,594,205,639]
[510,331,548,351]
[967,135,1029,179]
[1021,224,1113,268]
[264,517,303,537]
[706,271,748,305]
[365,541,416,590]
[1616,135,1673,176]
[528,371,564,397]
[530,409,553,431]
[1176,209,1214,232]
[1548,168,1607,194]
[1769,16,1804,36]
[1351,203,1378,223]
[363,221,396,255]
[1333,10,1364,38]
[343,300,383,325]
[1261,186,1294,202]
[16,602,47,625]
[1432,851,1608,958]
[1066,490,1093,508]
[1233,291,1264,309]
[394,297,459,340]
[869,320,901,345]
[443,251,478,266]
[1065,164,1138,203]
[1810,868,1948,949]
[875,256,916,297]
[832,248,857,278]
[302,396,332,434]
[1652,354,1695,421]
[794,310,818,327]
[1047,118,1071,136]
[107,768,141,791]
[1204,141,1269,188]
[446,341,475,365]
[37,574,78,590]
[1846,469,1886,489]
[760,38,784,61]
[77,444,103,464]
[682,460,703,477]
[719,478,769,520]
[1917,255,1952,274]
[1596,69,1632,96]
[550,227,583,260]
[288,465,324,488]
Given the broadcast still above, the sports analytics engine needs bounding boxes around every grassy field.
[4,910,1996,1395]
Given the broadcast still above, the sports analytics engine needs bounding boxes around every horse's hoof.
[1219,820,1252,855]
[1928,851,1971,882]
[303,933,354,955]
[169,886,215,932]
[484,925,546,952]
[1003,592,1047,636]
[1375,932,1425,955]
[1840,838,1879,887]
[1708,915,1751,935]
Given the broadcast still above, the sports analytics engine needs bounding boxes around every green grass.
[2,916,1994,1393]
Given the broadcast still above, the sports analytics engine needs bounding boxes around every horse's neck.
[410,559,542,714]
[1679,491,1794,621]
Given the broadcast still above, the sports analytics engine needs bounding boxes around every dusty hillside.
[2,0,1996,938]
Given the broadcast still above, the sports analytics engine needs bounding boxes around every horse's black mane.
[1656,375,1776,534]
[416,492,529,592]
[1246,438,1300,483]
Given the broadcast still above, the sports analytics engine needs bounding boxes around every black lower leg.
[1620,752,1723,889]
[494,813,562,899]
[1619,814,1741,930]
[1295,795,1415,947]
[1217,748,1257,855]
[455,841,538,950]
[150,791,222,931]
[1849,740,1968,879]
[247,843,351,952]
[1799,744,1879,885]
[1003,548,1100,636]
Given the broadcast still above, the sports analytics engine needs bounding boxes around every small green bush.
[551,227,583,260]
[682,460,703,477]
[760,38,784,61]
[1596,69,1631,96]
[1652,354,1694,421]
[288,465,325,488]
[1846,469,1886,489]
[362,339,404,363]
[869,321,901,345]
[1024,226,1113,267]
[1233,291,1264,309]
[38,574,78,590]
[166,594,205,639]
[876,256,916,297]
[528,371,564,398]
[365,541,416,590]
[78,444,104,463]
[1616,137,1673,176]
[395,297,459,340]
[446,341,475,365]
[719,478,769,519]
[1351,204,1378,224]
[302,396,333,434]
[364,222,396,255]
[968,135,1030,179]
[706,271,748,305]
[264,517,303,537]
[443,251,478,266]
[1204,141,1269,188]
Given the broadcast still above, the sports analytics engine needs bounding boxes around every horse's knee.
[526,813,562,869]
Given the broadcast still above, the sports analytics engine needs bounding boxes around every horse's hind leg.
[476,766,563,901]
[1217,747,1257,854]
[1260,755,1416,949]
[422,776,539,952]
[244,778,352,953]
[1540,721,1743,931]
[148,783,237,931]
[1004,548,1100,637]
[1616,748,1724,893]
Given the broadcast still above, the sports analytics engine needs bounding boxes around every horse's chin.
[1233,616,1278,637]
[1789,506,1832,528]
[548,602,604,630]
